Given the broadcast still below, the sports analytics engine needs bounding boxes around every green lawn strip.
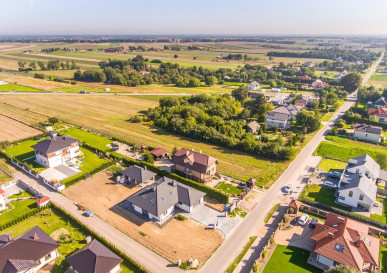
[262,245,322,273]
[1,206,139,273]
[264,203,280,223]
[317,158,346,173]
[216,182,242,195]
[7,190,34,199]
[226,236,257,273]
[301,184,351,211]
[321,114,333,122]
[0,83,46,92]
[61,127,112,152]
[0,199,36,223]
[370,200,387,223]
[78,148,108,173]
[4,138,43,160]
[380,245,387,273]
[315,136,387,169]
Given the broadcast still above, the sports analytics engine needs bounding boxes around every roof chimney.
[337,217,345,224]
[199,150,202,154]
[356,237,362,247]
[32,233,39,240]
[172,180,177,187]
[356,168,360,174]
[144,166,147,170]
[85,236,92,244]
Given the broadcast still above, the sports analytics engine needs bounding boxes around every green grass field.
[317,158,347,173]
[262,245,322,273]
[321,114,333,122]
[61,127,112,152]
[0,83,46,92]
[370,200,387,223]
[7,190,34,199]
[78,148,108,173]
[380,245,387,273]
[216,182,242,196]
[301,184,350,211]
[1,206,140,273]
[370,74,387,82]
[0,199,36,223]
[315,136,387,169]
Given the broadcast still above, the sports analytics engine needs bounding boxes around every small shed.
[247,178,256,188]
[85,210,94,217]
[36,196,51,208]
[288,199,301,214]
[150,148,169,159]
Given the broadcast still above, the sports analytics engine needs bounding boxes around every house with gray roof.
[338,155,385,211]
[32,132,80,168]
[122,177,206,222]
[353,123,382,143]
[265,111,290,129]
[247,121,261,134]
[66,239,122,273]
[272,104,302,121]
[119,165,156,186]
[0,226,60,273]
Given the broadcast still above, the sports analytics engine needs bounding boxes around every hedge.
[0,205,49,231]
[122,157,229,204]
[342,113,387,130]
[50,203,148,273]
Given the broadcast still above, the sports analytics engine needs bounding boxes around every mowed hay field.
[0,95,288,184]
[0,114,41,141]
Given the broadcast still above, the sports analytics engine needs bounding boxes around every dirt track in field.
[0,114,41,141]
[63,171,223,265]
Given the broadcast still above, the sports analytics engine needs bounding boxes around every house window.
[339,196,345,201]
[185,168,192,173]
[45,253,52,261]
[335,244,344,252]
[349,191,353,197]
[359,194,364,201]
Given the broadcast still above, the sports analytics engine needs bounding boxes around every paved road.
[13,171,182,273]
[200,51,384,273]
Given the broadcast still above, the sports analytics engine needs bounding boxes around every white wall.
[160,205,175,221]
[176,202,193,212]
[110,264,121,273]
[266,119,288,129]
[354,130,380,142]
[27,250,58,273]
[338,188,374,210]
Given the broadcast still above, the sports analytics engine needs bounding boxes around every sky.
[1,0,387,36]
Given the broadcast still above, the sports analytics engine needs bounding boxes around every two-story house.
[32,133,80,168]
[172,148,218,183]
[353,123,382,143]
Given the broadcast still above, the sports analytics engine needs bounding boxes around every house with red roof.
[0,189,5,211]
[36,196,51,208]
[150,148,169,160]
[368,107,387,123]
[172,148,218,183]
[312,79,329,90]
[310,213,379,271]
[138,70,150,75]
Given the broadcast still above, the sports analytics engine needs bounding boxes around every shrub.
[269,236,275,245]
[139,231,146,236]
[252,262,261,273]
[282,215,289,223]
[261,249,269,259]
[177,214,186,221]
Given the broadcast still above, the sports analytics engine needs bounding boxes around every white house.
[265,111,290,129]
[337,155,383,211]
[32,133,80,168]
[353,124,382,143]
[248,81,260,90]
[123,177,205,222]
[0,189,6,211]
[0,226,60,273]
[271,88,281,92]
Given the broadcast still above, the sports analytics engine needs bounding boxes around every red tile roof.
[36,196,51,205]
[150,148,168,157]
[173,148,217,174]
[310,213,379,270]
[0,189,4,195]
[368,107,387,118]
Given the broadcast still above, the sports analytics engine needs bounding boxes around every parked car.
[309,218,318,229]
[284,184,292,193]
[298,214,309,226]
[79,90,87,94]
[328,171,341,179]
[323,181,338,189]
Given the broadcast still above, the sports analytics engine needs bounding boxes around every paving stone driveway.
[180,203,242,238]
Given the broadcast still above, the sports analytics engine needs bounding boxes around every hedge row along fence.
[0,205,49,231]
[301,198,387,230]
[342,113,387,130]
[50,203,148,273]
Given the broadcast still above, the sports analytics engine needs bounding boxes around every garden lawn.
[302,184,351,211]
[370,199,387,223]
[61,127,112,152]
[315,136,387,169]
[1,207,140,273]
[262,245,322,273]
[78,148,108,173]
[321,114,333,122]
[0,84,46,92]
[4,138,42,161]
[317,158,347,173]
[216,182,242,196]
[7,190,34,199]
[380,245,387,273]
[0,199,36,223]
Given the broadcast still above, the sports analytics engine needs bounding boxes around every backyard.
[301,184,351,211]
[216,182,242,196]
[0,198,36,223]
[317,158,347,173]
[262,245,322,273]
[61,127,112,152]
[1,206,141,273]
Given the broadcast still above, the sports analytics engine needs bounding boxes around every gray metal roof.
[66,239,122,273]
[120,165,156,183]
[32,135,78,154]
[125,177,205,218]
[265,111,289,121]
[354,124,382,135]
[347,154,380,180]
[375,97,387,106]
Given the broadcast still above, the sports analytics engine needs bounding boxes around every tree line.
[18,59,78,72]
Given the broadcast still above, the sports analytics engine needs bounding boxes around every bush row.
[50,203,148,273]
[0,205,48,231]
[342,114,387,130]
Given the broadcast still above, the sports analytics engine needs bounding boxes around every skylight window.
[335,244,344,252]
[364,237,371,245]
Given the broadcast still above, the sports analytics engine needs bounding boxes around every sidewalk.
[13,171,183,273]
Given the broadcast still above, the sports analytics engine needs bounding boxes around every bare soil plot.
[63,172,223,265]
[0,114,41,141]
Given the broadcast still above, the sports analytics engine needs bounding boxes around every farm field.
[0,114,41,142]
[314,136,387,169]
[62,171,224,265]
[1,206,141,273]
[0,95,290,185]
